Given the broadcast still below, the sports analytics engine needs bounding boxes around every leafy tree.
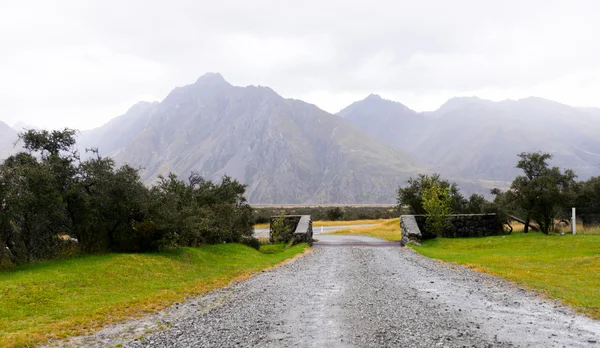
[397,173,466,214]
[0,152,68,263]
[510,152,576,234]
[0,128,254,267]
[422,184,453,236]
[574,176,600,215]
[464,193,487,214]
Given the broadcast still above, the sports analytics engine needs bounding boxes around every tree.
[510,152,576,234]
[574,176,600,215]
[397,173,466,214]
[422,184,453,236]
[464,194,487,214]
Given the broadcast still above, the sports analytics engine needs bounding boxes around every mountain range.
[2,73,600,203]
[340,95,600,183]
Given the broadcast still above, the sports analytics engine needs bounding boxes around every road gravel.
[124,235,600,347]
[50,234,600,347]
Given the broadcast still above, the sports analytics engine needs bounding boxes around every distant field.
[0,244,308,348]
[327,219,401,241]
[253,205,404,224]
[254,218,395,229]
[412,233,600,319]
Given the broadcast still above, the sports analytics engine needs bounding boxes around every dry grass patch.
[254,219,393,230]
[327,219,401,241]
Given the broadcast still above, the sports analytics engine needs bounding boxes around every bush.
[0,129,257,268]
[241,236,261,250]
[326,207,344,221]
[270,213,294,243]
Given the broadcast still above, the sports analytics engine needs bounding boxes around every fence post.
[571,207,576,235]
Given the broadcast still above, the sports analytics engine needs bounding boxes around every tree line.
[0,129,255,269]
[398,152,600,234]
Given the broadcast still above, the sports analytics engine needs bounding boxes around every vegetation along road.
[65,234,600,347]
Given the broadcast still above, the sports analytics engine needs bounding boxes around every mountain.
[340,96,600,185]
[338,94,426,150]
[80,73,422,204]
[11,121,39,132]
[0,121,18,159]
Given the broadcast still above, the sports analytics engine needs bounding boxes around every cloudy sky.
[1,0,599,129]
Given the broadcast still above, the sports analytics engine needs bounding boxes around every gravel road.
[55,235,600,347]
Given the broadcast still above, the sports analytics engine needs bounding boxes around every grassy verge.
[327,218,400,241]
[253,218,393,229]
[412,233,600,319]
[0,243,308,348]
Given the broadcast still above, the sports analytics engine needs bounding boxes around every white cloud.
[1,0,600,129]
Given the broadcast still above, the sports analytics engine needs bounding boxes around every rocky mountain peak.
[365,93,383,101]
[195,72,230,86]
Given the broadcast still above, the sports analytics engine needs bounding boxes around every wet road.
[122,235,600,347]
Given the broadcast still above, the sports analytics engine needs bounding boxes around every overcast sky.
[1,0,600,129]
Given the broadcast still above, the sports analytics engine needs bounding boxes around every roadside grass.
[327,218,401,241]
[412,232,600,319]
[0,243,308,348]
[253,218,393,229]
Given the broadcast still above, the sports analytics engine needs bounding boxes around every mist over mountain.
[340,95,600,183]
[76,73,421,204]
[3,74,600,203]
[338,94,426,151]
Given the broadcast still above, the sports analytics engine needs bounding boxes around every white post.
[572,207,576,235]
[321,226,323,234]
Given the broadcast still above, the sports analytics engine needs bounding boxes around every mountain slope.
[82,73,422,204]
[340,96,600,184]
[338,94,426,151]
[0,121,18,159]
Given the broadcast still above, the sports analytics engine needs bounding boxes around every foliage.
[0,129,254,268]
[270,212,292,243]
[575,176,600,215]
[464,193,487,214]
[326,206,344,221]
[397,173,466,214]
[509,152,576,234]
[241,236,261,250]
[422,184,453,236]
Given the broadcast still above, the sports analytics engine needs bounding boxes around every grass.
[0,243,309,348]
[327,218,401,241]
[412,232,600,319]
[253,218,392,229]
[509,221,600,235]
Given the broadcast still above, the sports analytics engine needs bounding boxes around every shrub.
[422,184,452,236]
[241,236,261,250]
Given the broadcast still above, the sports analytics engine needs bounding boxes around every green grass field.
[412,232,600,319]
[0,243,308,348]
